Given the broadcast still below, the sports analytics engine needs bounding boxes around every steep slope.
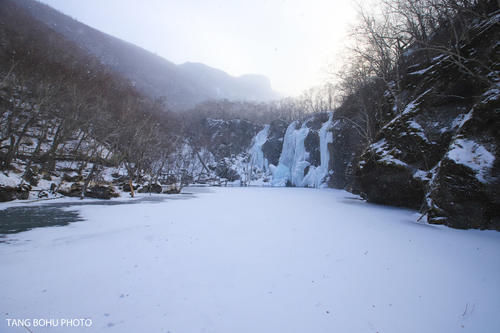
[353,10,500,229]
[11,0,278,110]
[0,0,179,201]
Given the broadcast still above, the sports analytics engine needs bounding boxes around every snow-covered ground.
[1,187,500,333]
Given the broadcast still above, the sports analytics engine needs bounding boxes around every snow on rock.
[408,64,435,76]
[480,87,500,104]
[446,138,495,183]
[0,172,22,188]
[406,120,430,143]
[451,110,474,130]
[403,89,432,115]
[381,89,432,131]
[367,139,407,168]
[413,169,431,182]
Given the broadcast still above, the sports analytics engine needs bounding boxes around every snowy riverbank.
[1,187,500,332]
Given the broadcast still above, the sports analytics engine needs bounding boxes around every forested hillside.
[11,0,278,110]
[0,0,179,200]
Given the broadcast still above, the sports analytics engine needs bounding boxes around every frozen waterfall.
[269,112,333,187]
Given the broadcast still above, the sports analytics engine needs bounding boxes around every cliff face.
[353,11,500,229]
[189,112,335,188]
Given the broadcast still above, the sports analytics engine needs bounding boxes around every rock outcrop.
[0,184,31,202]
[354,10,499,229]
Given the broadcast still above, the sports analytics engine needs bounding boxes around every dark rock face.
[138,184,162,194]
[353,11,499,230]
[304,132,320,167]
[426,93,500,229]
[201,118,261,159]
[328,118,365,189]
[86,185,119,199]
[356,154,426,209]
[262,119,287,166]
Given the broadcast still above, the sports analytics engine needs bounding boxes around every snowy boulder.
[0,184,31,202]
[138,184,162,194]
[122,183,136,192]
[86,185,120,199]
[63,173,83,183]
[57,183,83,197]
[355,139,426,209]
[57,182,119,199]
[425,92,500,230]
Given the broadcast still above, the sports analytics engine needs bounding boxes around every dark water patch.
[0,206,84,235]
[0,193,195,237]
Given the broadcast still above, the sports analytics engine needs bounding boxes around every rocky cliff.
[353,10,499,229]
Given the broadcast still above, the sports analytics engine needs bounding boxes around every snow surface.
[447,138,495,183]
[0,171,22,188]
[1,187,500,333]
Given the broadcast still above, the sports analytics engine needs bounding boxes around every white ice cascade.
[271,112,333,187]
[249,124,270,171]
[302,112,334,188]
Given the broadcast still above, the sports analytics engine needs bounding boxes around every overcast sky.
[39,0,357,96]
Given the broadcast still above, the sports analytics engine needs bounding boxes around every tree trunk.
[80,163,97,200]
[129,178,135,198]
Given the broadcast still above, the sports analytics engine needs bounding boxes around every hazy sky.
[39,0,357,96]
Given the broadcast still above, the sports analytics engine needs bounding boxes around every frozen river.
[1,187,500,332]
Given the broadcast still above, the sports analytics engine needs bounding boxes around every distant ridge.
[12,0,279,110]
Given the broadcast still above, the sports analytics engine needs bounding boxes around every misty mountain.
[12,0,279,110]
